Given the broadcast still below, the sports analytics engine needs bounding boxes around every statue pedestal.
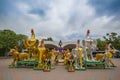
[51,66,55,70]
[68,70,75,72]
[75,67,86,71]
[43,70,50,72]
[84,60,105,69]
[14,60,38,68]
[33,67,44,70]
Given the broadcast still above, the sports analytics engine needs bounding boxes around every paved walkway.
[0,58,120,80]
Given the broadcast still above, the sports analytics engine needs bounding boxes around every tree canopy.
[0,29,28,56]
[96,38,106,50]
[45,37,53,41]
[103,32,120,50]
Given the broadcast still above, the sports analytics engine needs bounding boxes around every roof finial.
[87,29,90,36]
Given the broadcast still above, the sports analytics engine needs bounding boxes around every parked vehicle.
[114,50,120,58]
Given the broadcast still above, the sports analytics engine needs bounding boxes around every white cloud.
[17,3,30,14]
[85,15,116,38]
[35,0,96,41]
[0,0,120,41]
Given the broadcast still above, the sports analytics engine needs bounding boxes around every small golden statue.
[36,39,46,69]
[9,48,30,67]
[96,44,116,68]
[68,52,75,72]
[43,49,51,72]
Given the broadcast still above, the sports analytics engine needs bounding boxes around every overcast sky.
[0,0,120,41]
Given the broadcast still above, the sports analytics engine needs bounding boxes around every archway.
[45,44,58,49]
[63,44,76,50]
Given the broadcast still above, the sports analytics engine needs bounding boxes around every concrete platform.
[0,58,120,80]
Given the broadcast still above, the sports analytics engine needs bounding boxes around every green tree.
[16,34,28,52]
[0,29,17,56]
[96,38,106,50]
[103,32,120,50]
[0,29,28,56]
[45,37,53,41]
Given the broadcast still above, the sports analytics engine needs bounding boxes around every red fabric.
[87,29,90,35]
[31,29,34,34]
